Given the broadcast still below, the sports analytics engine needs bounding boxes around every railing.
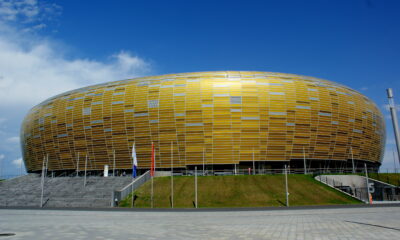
[170,167,377,176]
[315,175,368,202]
[112,171,151,207]
[1,167,399,180]
[315,175,346,188]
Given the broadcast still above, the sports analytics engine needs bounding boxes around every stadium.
[20,71,386,174]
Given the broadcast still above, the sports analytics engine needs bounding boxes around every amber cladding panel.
[21,71,386,172]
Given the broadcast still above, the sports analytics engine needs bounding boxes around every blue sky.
[0,0,399,176]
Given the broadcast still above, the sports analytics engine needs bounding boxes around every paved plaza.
[0,206,399,239]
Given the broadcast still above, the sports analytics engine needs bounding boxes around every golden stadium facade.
[21,71,385,173]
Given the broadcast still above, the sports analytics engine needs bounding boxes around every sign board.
[104,164,109,177]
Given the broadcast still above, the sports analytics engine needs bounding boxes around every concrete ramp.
[315,175,400,203]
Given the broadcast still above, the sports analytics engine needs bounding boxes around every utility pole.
[387,88,400,165]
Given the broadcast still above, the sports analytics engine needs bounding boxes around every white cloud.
[0,38,150,106]
[0,1,152,177]
[382,104,400,112]
[11,157,23,167]
[6,136,20,143]
[381,146,399,172]
[386,138,396,145]
[0,0,60,26]
[0,1,151,108]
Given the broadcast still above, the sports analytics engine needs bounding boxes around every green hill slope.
[367,173,400,186]
[120,175,360,208]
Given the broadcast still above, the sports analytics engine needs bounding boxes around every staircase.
[0,174,133,208]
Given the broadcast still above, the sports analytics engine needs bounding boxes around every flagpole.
[171,141,174,208]
[131,180,134,208]
[131,170,134,207]
[285,164,289,207]
[151,142,154,208]
[151,175,154,208]
[131,142,136,208]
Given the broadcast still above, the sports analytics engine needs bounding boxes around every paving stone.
[1,206,399,239]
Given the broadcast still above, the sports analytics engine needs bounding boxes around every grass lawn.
[367,173,400,186]
[119,174,360,208]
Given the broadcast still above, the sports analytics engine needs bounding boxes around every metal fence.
[1,167,399,180]
[171,167,378,176]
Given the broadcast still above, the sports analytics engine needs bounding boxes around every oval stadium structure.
[21,71,385,173]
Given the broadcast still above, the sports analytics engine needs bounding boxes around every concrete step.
[0,175,132,208]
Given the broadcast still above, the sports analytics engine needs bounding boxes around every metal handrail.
[112,171,151,206]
